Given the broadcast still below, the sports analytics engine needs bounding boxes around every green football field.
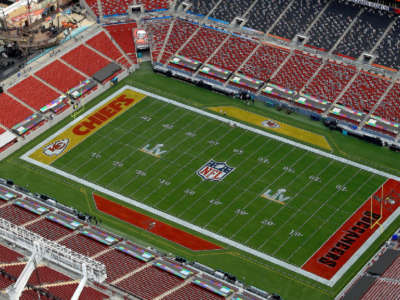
[50,94,385,267]
[3,63,400,300]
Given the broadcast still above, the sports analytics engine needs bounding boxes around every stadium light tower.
[71,264,88,300]
[7,241,44,300]
[0,217,106,299]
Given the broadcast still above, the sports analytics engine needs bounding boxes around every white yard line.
[20,85,400,287]
[286,172,377,261]
[145,121,238,208]
[67,101,169,176]
[232,154,323,242]
[105,113,205,191]
[245,159,338,246]
[126,118,225,202]
[269,168,362,255]
[57,99,163,173]
[168,131,257,217]
[220,148,314,236]
[91,105,188,184]
[211,147,305,233]
[179,136,273,220]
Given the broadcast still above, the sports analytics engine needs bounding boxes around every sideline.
[20,85,400,286]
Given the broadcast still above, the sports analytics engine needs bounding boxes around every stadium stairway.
[5,92,38,116]
[300,59,328,94]
[85,30,132,70]
[90,247,113,259]
[162,19,199,64]
[258,49,295,93]
[322,67,361,116]
[159,0,224,64]
[369,17,398,55]
[8,76,61,111]
[83,42,124,70]
[358,77,397,129]
[59,57,91,81]
[303,0,333,36]
[224,41,262,87]
[35,60,87,94]
[240,0,262,20]
[265,0,296,35]
[154,280,191,300]
[329,8,364,55]
[338,72,391,113]
[110,261,151,285]
[192,33,231,77]
[157,18,179,63]
[102,28,136,67]
[374,83,400,124]
[20,214,46,228]
[32,74,64,96]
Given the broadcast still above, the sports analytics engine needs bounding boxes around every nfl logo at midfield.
[197,159,235,182]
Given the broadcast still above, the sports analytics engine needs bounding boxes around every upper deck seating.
[270,0,329,40]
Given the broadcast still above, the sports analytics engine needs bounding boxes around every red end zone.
[302,179,400,280]
[93,193,222,251]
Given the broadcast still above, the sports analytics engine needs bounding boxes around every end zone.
[302,179,400,280]
[28,88,146,165]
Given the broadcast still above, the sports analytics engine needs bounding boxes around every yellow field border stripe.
[208,106,332,151]
[29,89,146,165]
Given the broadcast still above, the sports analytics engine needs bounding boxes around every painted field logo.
[197,160,234,182]
[140,143,167,158]
[43,139,69,157]
[262,120,280,129]
[262,188,290,205]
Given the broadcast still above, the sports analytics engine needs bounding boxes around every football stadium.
[0,0,400,299]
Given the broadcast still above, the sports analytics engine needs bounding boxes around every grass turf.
[1,62,399,300]
[50,95,385,268]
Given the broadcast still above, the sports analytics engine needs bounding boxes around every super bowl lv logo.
[43,139,69,156]
[197,160,234,181]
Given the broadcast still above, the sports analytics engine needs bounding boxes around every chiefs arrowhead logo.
[261,120,280,129]
[43,139,69,156]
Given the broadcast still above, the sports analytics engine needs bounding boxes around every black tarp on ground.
[92,62,121,83]
[342,275,377,300]
[367,249,400,275]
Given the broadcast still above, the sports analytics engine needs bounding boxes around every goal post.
[369,184,384,230]
[370,180,400,230]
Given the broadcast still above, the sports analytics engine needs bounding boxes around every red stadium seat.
[60,234,109,257]
[239,44,289,81]
[209,35,257,72]
[35,60,86,93]
[158,19,197,64]
[339,72,391,113]
[373,83,400,123]
[0,205,40,226]
[179,27,227,63]
[271,50,322,91]
[61,45,110,77]
[116,266,183,299]
[95,249,145,283]
[104,23,138,64]
[8,76,60,110]
[304,61,356,102]
[0,94,33,128]
[25,219,73,241]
